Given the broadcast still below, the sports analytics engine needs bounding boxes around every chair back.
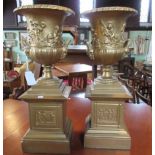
[136,91,151,106]
[68,72,87,90]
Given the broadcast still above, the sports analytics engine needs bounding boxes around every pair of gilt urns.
[14,4,137,154]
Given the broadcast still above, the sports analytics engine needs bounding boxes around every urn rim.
[81,6,137,16]
[14,4,75,16]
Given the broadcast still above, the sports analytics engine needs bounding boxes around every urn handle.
[60,39,70,59]
[85,41,95,60]
[124,39,134,57]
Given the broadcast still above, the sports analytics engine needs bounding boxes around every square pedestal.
[19,78,72,154]
[84,79,132,149]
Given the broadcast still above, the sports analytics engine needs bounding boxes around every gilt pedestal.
[19,77,72,154]
[84,77,132,149]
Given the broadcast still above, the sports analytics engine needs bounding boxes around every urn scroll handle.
[85,40,95,60]
[60,39,71,60]
[123,38,134,57]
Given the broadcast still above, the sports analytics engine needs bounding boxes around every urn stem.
[102,65,113,79]
[42,65,53,79]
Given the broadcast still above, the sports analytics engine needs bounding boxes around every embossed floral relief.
[96,105,118,124]
[91,21,126,49]
[35,110,56,126]
[26,20,62,48]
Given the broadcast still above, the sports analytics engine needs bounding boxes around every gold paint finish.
[14,5,74,79]
[19,79,72,154]
[83,7,136,149]
[14,5,73,154]
[42,66,53,79]
[82,7,137,79]
[85,79,132,149]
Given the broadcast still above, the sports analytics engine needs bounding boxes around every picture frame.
[5,32,16,39]
[4,40,17,47]
[129,30,151,55]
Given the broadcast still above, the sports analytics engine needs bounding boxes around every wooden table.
[54,64,93,89]
[3,98,152,155]
[54,63,92,75]
[52,67,68,79]
[59,45,92,65]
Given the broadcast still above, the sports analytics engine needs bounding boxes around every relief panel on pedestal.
[92,102,121,128]
[29,103,64,130]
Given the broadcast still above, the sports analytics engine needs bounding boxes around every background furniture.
[55,63,93,91]
[3,70,21,99]
[118,57,135,78]
[6,62,42,99]
[118,64,152,106]
[68,72,87,90]
[59,45,92,65]
[3,47,14,71]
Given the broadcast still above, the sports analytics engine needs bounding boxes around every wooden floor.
[3,95,152,155]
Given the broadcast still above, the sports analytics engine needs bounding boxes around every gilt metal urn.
[14,5,74,154]
[82,7,137,80]
[14,4,74,79]
[82,7,137,150]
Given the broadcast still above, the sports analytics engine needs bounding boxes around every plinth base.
[84,79,132,150]
[22,132,70,154]
[84,128,131,149]
[19,78,72,154]
[22,119,72,154]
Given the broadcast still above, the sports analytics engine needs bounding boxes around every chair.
[3,47,14,71]
[125,81,136,103]
[18,61,41,88]
[9,62,41,99]
[118,75,128,86]
[118,73,137,103]
[6,70,19,79]
[136,91,151,106]
[118,57,135,79]
[3,70,21,99]
[68,72,87,91]
[136,74,152,106]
